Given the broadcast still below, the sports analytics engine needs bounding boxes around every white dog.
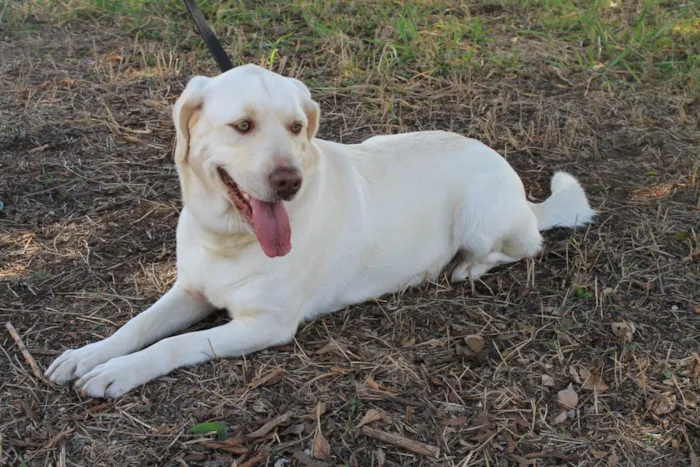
[46,64,595,398]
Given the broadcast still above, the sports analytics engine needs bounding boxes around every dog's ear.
[288,77,321,140]
[173,76,210,164]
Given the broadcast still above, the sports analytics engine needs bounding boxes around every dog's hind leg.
[45,281,215,385]
[450,202,543,283]
[450,251,523,282]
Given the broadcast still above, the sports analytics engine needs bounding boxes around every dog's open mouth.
[218,168,253,223]
[217,168,292,258]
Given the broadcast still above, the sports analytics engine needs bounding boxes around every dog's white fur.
[46,64,595,398]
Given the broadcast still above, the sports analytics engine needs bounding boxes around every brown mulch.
[1,19,699,467]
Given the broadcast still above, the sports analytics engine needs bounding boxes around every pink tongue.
[250,198,292,258]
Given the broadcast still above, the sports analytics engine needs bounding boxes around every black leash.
[182,0,234,72]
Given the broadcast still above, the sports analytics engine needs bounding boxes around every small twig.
[360,426,440,459]
[5,322,50,384]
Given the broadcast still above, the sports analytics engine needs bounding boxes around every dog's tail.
[528,171,596,231]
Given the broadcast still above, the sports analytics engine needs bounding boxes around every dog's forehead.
[205,68,301,120]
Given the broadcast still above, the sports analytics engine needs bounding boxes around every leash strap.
[182,0,234,72]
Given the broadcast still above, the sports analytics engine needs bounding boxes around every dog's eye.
[231,120,252,133]
[290,122,303,134]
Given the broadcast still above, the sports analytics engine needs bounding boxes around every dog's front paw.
[74,354,159,398]
[45,341,120,385]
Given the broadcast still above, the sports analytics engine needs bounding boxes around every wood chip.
[238,450,268,467]
[199,440,248,455]
[646,392,676,416]
[366,376,398,394]
[360,426,439,459]
[28,144,49,154]
[293,451,331,466]
[122,134,146,145]
[245,411,292,439]
[439,416,468,426]
[247,367,285,389]
[611,321,636,344]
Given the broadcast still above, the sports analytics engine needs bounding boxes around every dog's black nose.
[269,167,302,200]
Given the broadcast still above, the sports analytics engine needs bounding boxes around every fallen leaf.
[552,411,568,425]
[690,451,699,467]
[611,321,636,344]
[591,449,608,459]
[695,305,700,315]
[685,391,698,408]
[312,430,331,459]
[558,383,579,409]
[671,439,680,449]
[631,183,675,201]
[542,374,555,387]
[646,392,677,416]
[608,450,619,467]
[580,369,610,392]
[356,409,382,428]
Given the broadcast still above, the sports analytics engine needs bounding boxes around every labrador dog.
[46,64,595,398]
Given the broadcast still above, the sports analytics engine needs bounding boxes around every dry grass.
[1,1,699,466]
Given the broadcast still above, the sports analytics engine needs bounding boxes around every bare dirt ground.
[1,6,699,467]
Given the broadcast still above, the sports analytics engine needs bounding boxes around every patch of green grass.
[514,0,700,87]
[575,287,593,299]
[4,0,699,94]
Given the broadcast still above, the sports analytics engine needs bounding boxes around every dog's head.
[172,64,321,258]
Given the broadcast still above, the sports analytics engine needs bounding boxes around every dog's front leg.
[46,282,214,385]
[73,311,294,398]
